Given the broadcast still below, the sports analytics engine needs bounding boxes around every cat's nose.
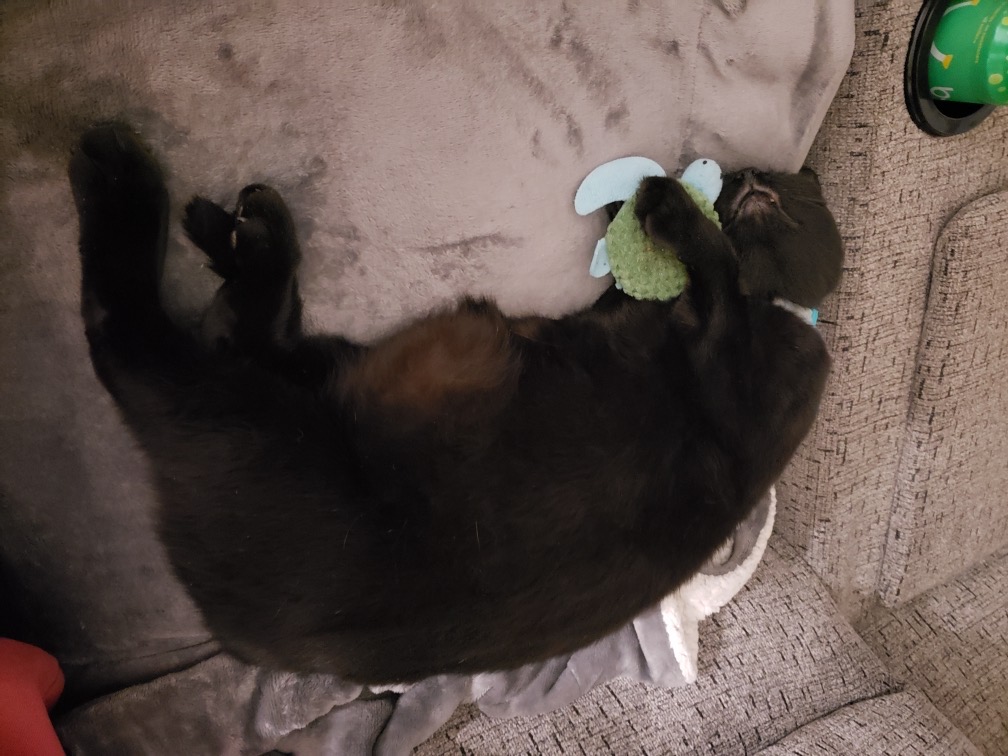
[739,168,768,192]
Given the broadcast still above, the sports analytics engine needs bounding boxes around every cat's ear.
[799,166,821,187]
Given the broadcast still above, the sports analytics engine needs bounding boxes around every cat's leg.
[184,185,305,354]
[633,176,749,431]
[69,122,196,389]
[182,195,239,279]
[183,186,361,389]
[635,176,830,504]
[69,124,356,475]
[71,125,359,401]
[633,176,740,320]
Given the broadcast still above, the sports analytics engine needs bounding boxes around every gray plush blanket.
[0,1,852,753]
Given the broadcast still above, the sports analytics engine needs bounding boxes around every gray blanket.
[0,0,853,752]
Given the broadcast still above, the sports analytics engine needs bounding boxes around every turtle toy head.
[575,157,722,301]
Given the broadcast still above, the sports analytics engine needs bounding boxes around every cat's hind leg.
[184,185,304,354]
[182,195,238,279]
[185,183,364,392]
[69,123,191,386]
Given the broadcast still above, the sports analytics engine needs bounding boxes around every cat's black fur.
[68,124,842,684]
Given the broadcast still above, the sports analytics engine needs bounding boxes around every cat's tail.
[68,123,198,392]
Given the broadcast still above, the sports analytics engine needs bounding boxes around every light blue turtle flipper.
[576,156,667,282]
[576,156,720,288]
[680,158,723,203]
[589,238,611,278]
[574,156,667,216]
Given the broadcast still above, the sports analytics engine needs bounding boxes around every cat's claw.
[228,184,300,280]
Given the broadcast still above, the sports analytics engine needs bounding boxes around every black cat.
[68,123,842,684]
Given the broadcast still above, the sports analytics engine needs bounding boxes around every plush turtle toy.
[574,156,722,301]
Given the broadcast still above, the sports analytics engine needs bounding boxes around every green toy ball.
[605,180,721,301]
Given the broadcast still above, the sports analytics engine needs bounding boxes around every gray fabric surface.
[0,0,853,709]
[413,538,893,756]
[777,0,1008,620]
[858,546,1008,756]
[881,191,1008,604]
[759,688,983,756]
[56,654,384,756]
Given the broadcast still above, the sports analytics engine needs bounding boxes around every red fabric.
[0,639,65,756]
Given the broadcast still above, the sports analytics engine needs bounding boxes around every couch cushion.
[759,687,983,756]
[859,546,1008,756]
[876,190,1008,604]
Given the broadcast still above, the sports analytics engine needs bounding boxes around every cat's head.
[714,167,843,309]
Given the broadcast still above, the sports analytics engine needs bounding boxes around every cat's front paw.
[633,176,704,251]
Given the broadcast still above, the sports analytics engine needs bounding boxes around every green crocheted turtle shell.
[604,181,721,301]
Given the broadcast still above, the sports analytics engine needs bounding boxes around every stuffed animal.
[574,156,722,301]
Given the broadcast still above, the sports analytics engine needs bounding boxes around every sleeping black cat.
[68,124,843,684]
